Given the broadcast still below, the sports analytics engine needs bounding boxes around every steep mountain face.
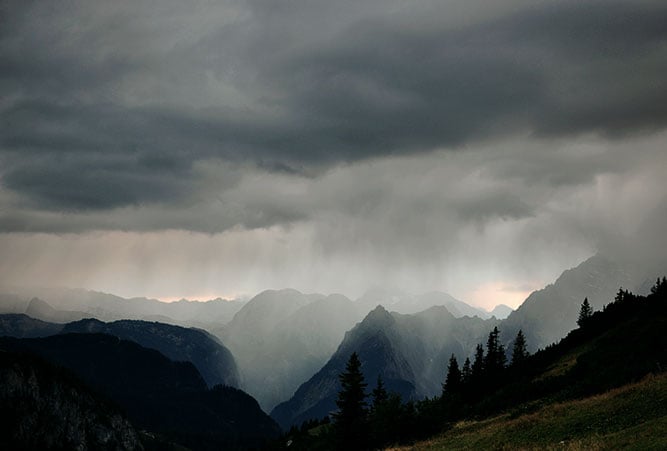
[237,294,363,412]
[0,313,63,338]
[217,289,363,411]
[501,254,636,349]
[220,289,325,348]
[271,305,497,429]
[0,333,281,450]
[0,350,144,451]
[62,318,240,388]
[0,286,245,329]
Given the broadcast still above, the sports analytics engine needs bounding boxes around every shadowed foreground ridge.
[0,333,281,451]
[0,350,144,450]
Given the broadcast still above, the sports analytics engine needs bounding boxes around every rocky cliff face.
[0,350,143,450]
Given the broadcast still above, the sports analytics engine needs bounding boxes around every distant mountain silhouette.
[356,288,489,318]
[0,286,245,329]
[25,297,89,323]
[490,304,513,319]
[271,305,497,429]
[0,333,280,450]
[394,291,491,318]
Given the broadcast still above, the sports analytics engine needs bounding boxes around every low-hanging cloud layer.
[1,0,666,307]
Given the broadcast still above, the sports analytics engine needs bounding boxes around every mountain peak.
[359,304,395,329]
[490,304,513,319]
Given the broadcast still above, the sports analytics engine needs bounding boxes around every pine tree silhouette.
[510,329,529,367]
[333,352,368,449]
[471,343,485,381]
[461,357,472,384]
[443,354,461,395]
[371,375,388,410]
[651,277,667,296]
[484,327,506,376]
[577,297,593,327]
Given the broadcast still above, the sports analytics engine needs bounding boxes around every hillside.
[0,333,280,450]
[0,313,62,338]
[0,350,144,450]
[394,372,667,450]
[410,283,667,450]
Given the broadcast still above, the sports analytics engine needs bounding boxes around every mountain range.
[0,286,246,329]
[2,251,663,435]
[271,304,497,428]
[215,288,495,411]
[0,314,240,388]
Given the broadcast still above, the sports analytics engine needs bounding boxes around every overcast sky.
[1,0,666,308]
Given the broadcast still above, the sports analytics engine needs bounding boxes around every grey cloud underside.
[1,0,667,217]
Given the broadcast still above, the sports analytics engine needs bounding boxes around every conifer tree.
[443,354,461,395]
[461,357,472,384]
[510,329,529,367]
[333,352,368,449]
[471,344,485,380]
[614,288,630,304]
[498,341,507,369]
[577,297,593,327]
[371,375,388,410]
[484,327,506,375]
[651,277,667,296]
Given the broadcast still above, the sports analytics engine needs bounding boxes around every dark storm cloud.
[270,0,667,151]
[1,0,667,220]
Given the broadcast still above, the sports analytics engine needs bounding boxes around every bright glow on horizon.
[155,294,247,303]
[466,282,539,310]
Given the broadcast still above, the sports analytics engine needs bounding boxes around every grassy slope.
[390,291,667,450]
[294,372,667,451]
[392,364,667,450]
